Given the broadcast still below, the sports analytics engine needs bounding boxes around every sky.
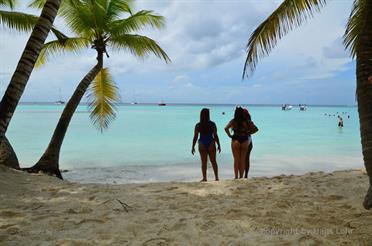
[0,0,356,105]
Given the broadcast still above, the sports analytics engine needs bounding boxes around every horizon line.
[18,101,357,107]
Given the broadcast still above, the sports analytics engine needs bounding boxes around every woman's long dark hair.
[243,108,251,121]
[234,107,245,131]
[200,108,210,135]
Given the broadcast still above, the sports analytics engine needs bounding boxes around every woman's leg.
[231,140,241,179]
[208,143,219,181]
[244,142,253,178]
[239,141,249,178]
[199,143,208,181]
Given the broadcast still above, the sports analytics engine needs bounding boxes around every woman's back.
[198,121,215,137]
[231,119,250,136]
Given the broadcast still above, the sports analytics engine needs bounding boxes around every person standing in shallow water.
[225,107,251,179]
[192,108,221,181]
[243,108,257,178]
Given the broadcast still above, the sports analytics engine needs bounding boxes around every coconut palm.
[26,0,170,179]
[243,0,372,209]
[0,0,62,169]
[0,0,61,169]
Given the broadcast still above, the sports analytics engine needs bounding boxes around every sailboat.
[130,90,138,105]
[54,88,65,105]
[158,99,166,106]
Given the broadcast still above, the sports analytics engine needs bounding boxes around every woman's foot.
[200,179,207,182]
[215,178,219,181]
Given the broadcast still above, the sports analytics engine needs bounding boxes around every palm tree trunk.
[0,136,19,169]
[27,52,104,179]
[357,1,372,210]
[0,0,61,144]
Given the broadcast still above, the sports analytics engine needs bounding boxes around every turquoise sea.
[8,104,363,183]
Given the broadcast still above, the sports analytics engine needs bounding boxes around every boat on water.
[281,104,292,110]
[158,100,166,106]
[299,104,307,111]
[54,100,65,105]
[54,88,65,104]
[130,102,138,105]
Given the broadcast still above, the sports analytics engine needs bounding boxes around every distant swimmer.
[222,112,225,115]
[338,116,344,128]
[348,115,350,119]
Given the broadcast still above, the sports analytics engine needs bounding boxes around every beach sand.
[0,166,371,245]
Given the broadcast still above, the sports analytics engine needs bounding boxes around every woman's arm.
[224,120,233,139]
[213,123,221,153]
[249,121,259,135]
[191,124,199,155]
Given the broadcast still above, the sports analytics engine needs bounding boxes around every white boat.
[281,104,292,110]
[54,88,65,104]
[130,102,138,105]
[299,104,307,111]
[54,100,65,105]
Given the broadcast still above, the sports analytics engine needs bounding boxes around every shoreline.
[61,158,363,184]
[1,166,371,244]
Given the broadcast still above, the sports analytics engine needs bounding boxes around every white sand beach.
[0,166,371,245]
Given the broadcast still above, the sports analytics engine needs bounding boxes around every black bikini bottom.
[232,135,249,144]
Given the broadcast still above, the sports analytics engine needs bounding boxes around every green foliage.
[243,0,327,78]
[111,34,170,62]
[0,0,16,9]
[37,0,170,130]
[0,10,38,32]
[36,37,90,67]
[110,10,165,36]
[344,0,365,58]
[88,68,120,131]
[28,0,46,9]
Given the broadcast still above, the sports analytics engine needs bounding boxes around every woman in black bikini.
[243,108,258,178]
[225,107,251,179]
[192,108,221,181]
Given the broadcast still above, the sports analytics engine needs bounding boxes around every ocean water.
[7,104,363,183]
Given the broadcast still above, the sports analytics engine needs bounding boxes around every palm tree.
[26,0,170,179]
[0,0,61,169]
[243,0,372,209]
[0,0,62,169]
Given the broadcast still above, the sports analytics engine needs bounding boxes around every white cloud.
[0,0,357,104]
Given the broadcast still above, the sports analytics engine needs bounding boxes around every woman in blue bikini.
[192,108,221,181]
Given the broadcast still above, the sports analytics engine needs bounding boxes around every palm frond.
[36,37,90,67]
[0,0,16,9]
[50,27,68,40]
[107,0,133,20]
[110,10,165,36]
[0,10,38,32]
[110,34,171,63]
[344,0,366,58]
[243,0,327,78]
[28,0,46,9]
[28,0,71,14]
[88,67,120,131]
[61,0,104,38]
